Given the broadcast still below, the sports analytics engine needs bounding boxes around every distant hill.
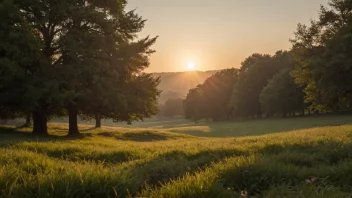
[152,70,219,103]
[158,91,184,104]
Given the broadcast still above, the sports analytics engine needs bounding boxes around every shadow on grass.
[167,115,352,138]
[0,127,87,145]
[0,147,249,198]
[97,130,185,142]
[201,140,352,197]
[22,146,142,164]
[128,148,248,191]
[142,140,352,197]
[2,125,352,197]
[0,126,185,145]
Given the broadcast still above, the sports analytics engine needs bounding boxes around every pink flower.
[305,179,311,184]
[241,191,248,197]
[311,177,317,182]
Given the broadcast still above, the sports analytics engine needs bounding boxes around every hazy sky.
[126,0,328,72]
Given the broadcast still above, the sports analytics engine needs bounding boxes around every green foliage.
[232,51,294,118]
[106,74,161,124]
[260,68,305,117]
[184,69,239,121]
[240,53,271,73]
[1,117,352,197]
[161,98,184,118]
[154,71,218,102]
[291,0,352,111]
[0,0,43,118]
[158,91,184,105]
[0,0,159,134]
[183,85,204,122]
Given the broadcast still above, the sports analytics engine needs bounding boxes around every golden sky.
[126,0,328,72]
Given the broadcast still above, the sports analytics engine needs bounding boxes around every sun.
[187,62,196,71]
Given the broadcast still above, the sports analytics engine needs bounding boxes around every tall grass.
[0,120,352,197]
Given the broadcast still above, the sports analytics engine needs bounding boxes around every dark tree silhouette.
[184,69,239,121]
[291,0,352,111]
[1,0,159,135]
[260,68,306,117]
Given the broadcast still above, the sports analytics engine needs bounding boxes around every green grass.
[1,115,352,197]
[129,114,352,137]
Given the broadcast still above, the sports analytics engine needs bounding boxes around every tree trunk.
[68,103,79,135]
[32,112,48,135]
[22,113,32,127]
[283,112,287,118]
[95,114,101,128]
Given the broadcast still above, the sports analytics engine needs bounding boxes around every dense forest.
[184,0,352,122]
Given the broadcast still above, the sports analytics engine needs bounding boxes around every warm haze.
[3,0,352,197]
[127,0,328,72]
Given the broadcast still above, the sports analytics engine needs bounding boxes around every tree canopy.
[184,68,239,121]
[3,0,352,132]
[183,51,307,121]
[232,51,294,118]
[260,68,306,117]
[0,0,43,120]
[0,0,159,135]
[161,98,184,118]
[291,0,352,111]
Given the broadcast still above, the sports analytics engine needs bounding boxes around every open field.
[52,114,352,137]
[1,115,352,197]
[117,114,352,137]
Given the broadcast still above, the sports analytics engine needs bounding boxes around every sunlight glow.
[187,62,196,71]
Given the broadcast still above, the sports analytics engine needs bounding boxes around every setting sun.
[187,62,195,70]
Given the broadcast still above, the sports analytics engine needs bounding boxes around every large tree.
[9,0,73,135]
[2,0,159,135]
[232,52,291,118]
[201,69,239,120]
[0,0,43,127]
[183,85,204,122]
[69,14,159,132]
[184,68,239,121]
[260,68,306,117]
[291,0,352,111]
[55,0,146,135]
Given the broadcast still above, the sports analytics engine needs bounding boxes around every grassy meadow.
[1,115,352,197]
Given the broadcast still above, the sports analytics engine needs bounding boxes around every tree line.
[0,0,160,135]
[2,0,351,130]
[184,0,351,121]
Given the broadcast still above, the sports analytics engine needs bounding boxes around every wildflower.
[311,177,317,182]
[241,190,248,197]
[305,179,311,184]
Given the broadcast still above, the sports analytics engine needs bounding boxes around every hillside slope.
[152,71,218,103]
